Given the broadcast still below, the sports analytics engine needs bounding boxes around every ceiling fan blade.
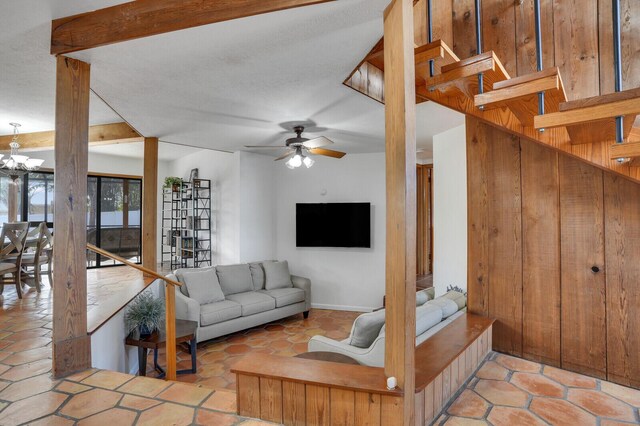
[274,151,295,161]
[244,145,286,149]
[308,148,346,159]
[303,136,334,149]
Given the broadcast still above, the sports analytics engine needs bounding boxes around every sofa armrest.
[174,286,200,324]
[308,335,385,367]
[291,275,311,311]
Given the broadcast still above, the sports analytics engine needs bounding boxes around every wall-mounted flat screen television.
[296,202,371,248]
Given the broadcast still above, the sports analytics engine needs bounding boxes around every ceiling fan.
[245,126,346,169]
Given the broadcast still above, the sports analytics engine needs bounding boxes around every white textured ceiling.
[89,141,205,161]
[1,0,463,155]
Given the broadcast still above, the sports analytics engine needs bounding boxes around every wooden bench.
[231,313,494,426]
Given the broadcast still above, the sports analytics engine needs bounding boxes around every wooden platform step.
[610,138,640,165]
[535,87,640,145]
[424,51,510,99]
[474,67,567,127]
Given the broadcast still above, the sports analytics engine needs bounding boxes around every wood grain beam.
[0,122,142,152]
[611,140,640,160]
[383,0,416,424]
[51,0,335,55]
[142,137,158,274]
[52,56,91,378]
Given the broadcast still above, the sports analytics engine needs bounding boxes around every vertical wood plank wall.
[467,116,640,388]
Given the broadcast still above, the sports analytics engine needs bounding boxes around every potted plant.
[164,177,183,192]
[125,291,165,338]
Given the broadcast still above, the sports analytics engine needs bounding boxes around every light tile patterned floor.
[0,276,275,425]
[437,352,640,425]
[153,309,360,390]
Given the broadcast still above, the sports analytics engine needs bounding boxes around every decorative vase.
[139,324,153,338]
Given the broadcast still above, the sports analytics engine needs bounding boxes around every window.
[19,171,142,268]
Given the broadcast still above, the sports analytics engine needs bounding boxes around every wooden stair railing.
[86,243,182,381]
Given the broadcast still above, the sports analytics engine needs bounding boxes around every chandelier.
[0,123,44,181]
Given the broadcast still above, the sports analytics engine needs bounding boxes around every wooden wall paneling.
[515,0,555,76]
[433,373,443,419]
[414,390,425,426]
[441,364,451,403]
[380,395,404,426]
[486,124,523,356]
[142,137,158,274]
[604,174,640,388]
[383,0,417,422]
[306,385,330,426]
[52,56,91,378]
[238,375,261,417]
[559,155,607,378]
[521,139,561,366]
[426,0,454,47]
[282,381,306,426]
[423,381,434,424]
[452,0,478,59]
[481,0,517,77]
[260,378,283,423]
[330,388,355,426]
[598,0,640,95]
[354,392,381,426]
[414,0,427,46]
[552,0,599,100]
[466,117,490,316]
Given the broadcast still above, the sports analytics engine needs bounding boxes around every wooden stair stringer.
[417,84,640,183]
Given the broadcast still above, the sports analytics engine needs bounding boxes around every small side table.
[126,319,198,378]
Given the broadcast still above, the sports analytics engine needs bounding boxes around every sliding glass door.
[20,172,142,268]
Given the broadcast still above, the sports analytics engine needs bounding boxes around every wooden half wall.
[467,116,640,388]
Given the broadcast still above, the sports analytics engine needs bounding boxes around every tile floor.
[1,272,640,425]
[437,352,640,425]
[152,309,360,390]
[0,277,274,425]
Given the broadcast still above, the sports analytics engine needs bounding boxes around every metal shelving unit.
[161,178,212,270]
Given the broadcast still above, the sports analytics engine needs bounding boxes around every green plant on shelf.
[163,177,183,192]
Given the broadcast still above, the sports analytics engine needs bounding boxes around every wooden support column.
[52,56,91,377]
[142,137,158,273]
[7,180,18,222]
[384,0,417,424]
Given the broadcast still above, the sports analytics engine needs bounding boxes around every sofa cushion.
[216,264,254,295]
[175,268,225,305]
[263,261,293,290]
[427,298,459,318]
[440,290,467,310]
[415,304,444,335]
[260,288,305,308]
[226,291,276,316]
[416,289,434,306]
[200,300,242,326]
[379,303,444,338]
[249,263,266,291]
[348,309,386,348]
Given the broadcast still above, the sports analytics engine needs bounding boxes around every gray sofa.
[308,290,466,367]
[168,260,311,343]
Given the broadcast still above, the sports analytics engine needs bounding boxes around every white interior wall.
[274,153,386,312]
[432,124,467,296]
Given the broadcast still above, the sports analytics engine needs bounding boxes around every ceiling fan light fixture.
[303,156,314,168]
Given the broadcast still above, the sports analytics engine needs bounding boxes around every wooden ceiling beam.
[0,122,142,152]
[51,0,335,55]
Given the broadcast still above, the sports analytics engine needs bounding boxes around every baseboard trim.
[311,303,373,313]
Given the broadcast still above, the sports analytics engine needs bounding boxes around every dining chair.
[0,222,29,299]
[17,223,53,292]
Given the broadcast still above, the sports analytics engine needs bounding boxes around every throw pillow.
[427,298,459,318]
[348,309,386,348]
[175,268,224,305]
[215,264,254,295]
[249,263,266,291]
[263,261,293,290]
[415,304,443,335]
[416,289,433,306]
